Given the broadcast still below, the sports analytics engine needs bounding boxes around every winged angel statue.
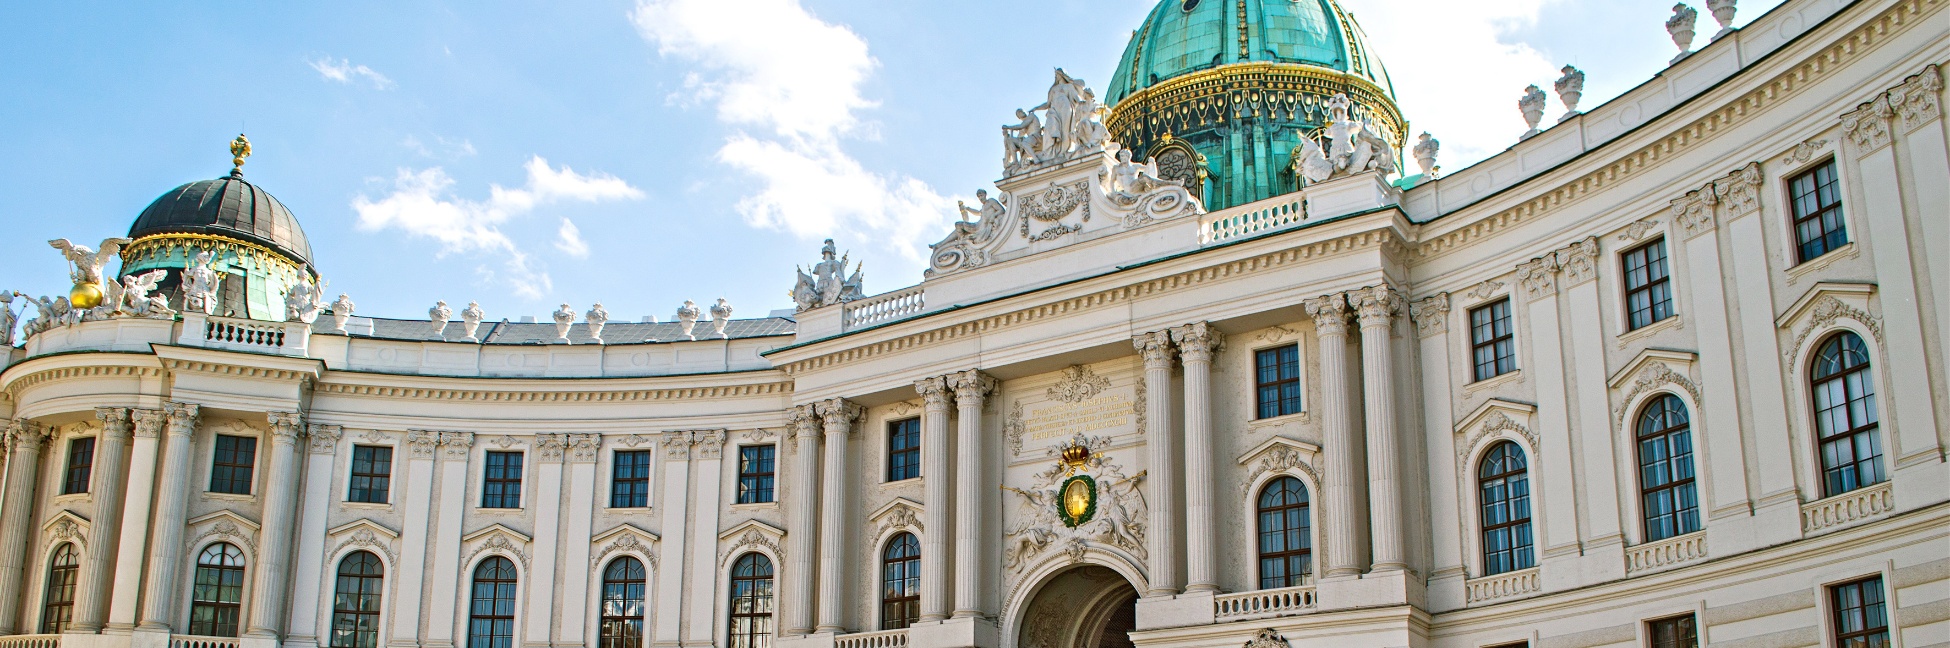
[1001,434,1149,571]
[1290,94,1398,185]
[49,238,132,310]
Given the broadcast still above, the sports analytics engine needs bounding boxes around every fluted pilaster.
[948,370,995,617]
[914,377,954,622]
[245,412,305,638]
[139,402,199,631]
[70,407,133,632]
[785,405,822,635]
[1171,322,1222,593]
[1303,294,1367,577]
[815,398,862,633]
[1134,331,1180,595]
[1352,285,1407,572]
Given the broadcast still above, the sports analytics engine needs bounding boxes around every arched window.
[1811,332,1884,497]
[330,551,385,648]
[726,553,774,648]
[1478,442,1534,576]
[468,557,518,648]
[599,557,647,648]
[1637,395,1700,541]
[189,543,246,637]
[880,533,920,629]
[1255,476,1311,588]
[40,543,78,633]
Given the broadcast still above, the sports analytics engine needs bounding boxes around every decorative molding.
[1556,237,1601,285]
[1465,567,1540,604]
[742,428,777,443]
[1625,531,1707,575]
[44,512,89,554]
[869,498,925,538]
[307,424,342,455]
[690,429,725,460]
[1350,285,1404,329]
[131,409,166,439]
[463,531,531,570]
[568,433,602,463]
[535,434,567,462]
[1515,256,1559,300]
[615,434,651,448]
[2,365,163,401]
[356,429,392,444]
[491,435,519,449]
[439,431,475,459]
[1784,296,1884,371]
[1004,401,1028,457]
[1045,365,1113,404]
[406,430,439,459]
[1801,481,1893,533]
[1300,293,1349,338]
[1238,445,1322,498]
[887,400,920,418]
[186,512,260,555]
[1241,629,1291,648]
[1615,361,1704,426]
[590,524,660,571]
[1712,162,1763,216]
[1670,181,1718,238]
[1890,64,1943,132]
[1781,139,1829,166]
[1170,321,1224,363]
[718,520,787,568]
[1616,219,1661,242]
[1467,279,1506,302]
[1841,93,1895,154]
[326,520,400,565]
[662,431,692,460]
[1458,410,1541,465]
[1253,325,1299,344]
[1409,293,1450,338]
[313,380,792,403]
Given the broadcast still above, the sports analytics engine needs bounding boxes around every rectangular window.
[1623,239,1675,331]
[736,446,777,504]
[1254,344,1303,419]
[347,445,393,504]
[611,450,652,508]
[887,418,921,482]
[1469,299,1516,382]
[63,438,95,495]
[481,451,523,509]
[1789,160,1847,263]
[1830,577,1889,648]
[1646,614,1697,648]
[209,435,257,495]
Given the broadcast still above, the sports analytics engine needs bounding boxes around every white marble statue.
[1288,94,1397,184]
[586,303,609,344]
[1004,69,1109,176]
[1106,149,1170,205]
[461,301,485,342]
[0,292,16,346]
[22,295,73,336]
[50,237,133,311]
[1706,0,1737,39]
[1413,132,1441,178]
[955,189,1008,240]
[283,279,324,324]
[676,300,702,340]
[121,269,175,319]
[1519,84,1548,139]
[794,239,865,312]
[709,298,733,339]
[330,293,355,333]
[1555,65,1585,122]
[183,251,220,316]
[552,303,575,343]
[430,301,452,338]
[1667,3,1699,63]
[1003,109,1044,173]
[1073,89,1110,153]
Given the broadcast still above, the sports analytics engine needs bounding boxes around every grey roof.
[312,315,796,345]
[129,170,313,267]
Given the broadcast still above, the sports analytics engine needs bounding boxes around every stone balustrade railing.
[1200,194,1308,245]
[1464,567,1541,604]
[834,628,909,648]
[1802,481,1894,534]
[179,312,311,357]
[1213,584,1317,621]
[1625,531,1708,575]
[842,284,927,331]
[0,635,60,648]
[168,636,239,648]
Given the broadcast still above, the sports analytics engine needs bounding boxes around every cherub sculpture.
[120,269,175,318]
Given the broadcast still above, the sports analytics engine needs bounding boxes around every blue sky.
[0,0,1782,323]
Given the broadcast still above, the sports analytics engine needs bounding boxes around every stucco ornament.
[429,301,451,338]
[1554,65,1585,122]
[1517,85,1548,140]
[1045,365,1113,404]
[183,251,221,315]
[708,298,733,338]
[675,300,701,340]
[552,303,575,342]
[1102,149,1202,228]
[1667,3,1699,64]
[120,269,176,319]
[586,303,609,344]
[1002,434,1147,571]
[1243,629,1291,648]
[793,239,865,312]
[460,301,485,342]
[1004,68,1107,176]
[329,293,355,332]
[1706,0,1738,39]
[283,278,323,323]
[1291,93,1397,184]
[1412,132,1440,178]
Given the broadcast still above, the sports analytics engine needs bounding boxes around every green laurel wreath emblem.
[1057,474,1098,528]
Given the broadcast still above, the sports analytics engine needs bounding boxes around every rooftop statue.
[283,279,324,324]
[49,237,132,312]
[586,303,609,344]
[461,301,486,342]
[676,300,702,340]
[1667,3,1699,63]
[1518,85,1548,139]
[330,294,355,333]
[553,303,576,343]
[793,239,865,312]
[1003,69,1111,176]
[183,251,220,316]
[121,270,176,319]
[0,292,15,346]
[709,298,734,338]
[430,301,452,338]
[1555,65,1586,122]
[1413,133,1441,178]
[1289,93,1398,185]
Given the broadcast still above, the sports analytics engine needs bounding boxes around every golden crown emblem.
[1059,443,1091,469]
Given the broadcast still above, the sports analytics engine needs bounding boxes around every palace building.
[0,1,1945,648]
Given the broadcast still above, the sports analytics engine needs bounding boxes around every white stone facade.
[1,1,1946,648]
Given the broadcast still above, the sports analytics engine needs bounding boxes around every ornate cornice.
[3,365,162,400]
[313,380,792,403]
[159,358,315,383]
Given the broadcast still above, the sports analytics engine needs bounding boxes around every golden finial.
[229,134,252,172]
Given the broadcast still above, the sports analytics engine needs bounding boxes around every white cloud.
[555,218,591,258]
[308,56,395,90]
[1340,0,1563,170]
[631,0,953,274]
[352,156,643,298]
[402,135,477,160]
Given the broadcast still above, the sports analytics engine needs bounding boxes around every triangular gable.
[327,518,400,542]
[1453,398,1536,436]
[1235,436,1321,466]
[718,518,787,542]
[868,497,924,524]
[1608,348,1697,388]
[461,523,533,545]
[591,522,660,546]
[186,509,260,534]
[1776,281,1875,328]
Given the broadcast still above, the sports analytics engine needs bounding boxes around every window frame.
[1809,331,1885,498]
[1468,299,1517,383]
[1644,613,1698,648]
[63,437,96,495]
[1252,344,1304,419]
[209,434,258,496]
[880,533,920,630]
[1827,576,1891,648]
[599,557,648,648]
[40,542,78,634]
[1635,394,1700,542]
[1477,441,1535,577]
[1621,238,1676,331]
[1254,475,1313,589]
[610,450,653,509]
[467,556,519,648]
[347,445,393,505]
[726,553,775,648]
[329,551,385,648]
[480,451,525,509]
[886,417,921,482]
[736,445,777,505]
[189,542,247,637]
[1787,159,1848,264]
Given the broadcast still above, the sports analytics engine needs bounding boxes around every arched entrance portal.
[1016,566,1139,648]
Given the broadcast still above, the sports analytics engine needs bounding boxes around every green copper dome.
[1105,0,1405,211]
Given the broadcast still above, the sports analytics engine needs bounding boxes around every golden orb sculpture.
[69,282,104,309]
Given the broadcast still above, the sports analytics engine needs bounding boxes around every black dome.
[128,170,314,268]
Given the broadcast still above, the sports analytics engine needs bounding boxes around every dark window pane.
[1255,476,1311,589]
[1810,333,1884,497]
[738,446,777,504]
[189,543,246,636]
[728,554,774,648]
[1636,395,1700,540]
[482,451,524,509]
[210,435,258,495]
[887,418,921,482]
[348,445,393,504]
[600,557,647,648]
[1479,442,1533,575]
[1469,300,1516,381]
[1253,345,1303,419]
[331,552,385,648]
[40,543,78,633]
[63,437,95,495]
[881,533,920,629]
[612,450,652,508]
[1789,161,1848,263]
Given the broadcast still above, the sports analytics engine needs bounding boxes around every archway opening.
[1017,565,1139,648]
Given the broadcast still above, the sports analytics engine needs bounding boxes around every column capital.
[4,420,46,451]
[405,430,441,459]
[1301,293,1350,338]
[689,429,726,461]
[536,434,568,462]
[1670,181,1719,239]
[94,407,132,440]
[1132,330,1176,368]
[1409,292,1451,338]
[568,433,602,463]
[306,424,342,455]
[948,370,996,407]
[131,409,167,439]
[1351,285,1404,329]
[163,402,200,435]
[267,412,306,445]
[662,430,693,461]
[1711,162,1763,217]
[1556,236,1602,285]
[1169,322,1223,364]
[1515,256,1560,300]
[1891,64,1942,132]
[915,376,952,410]
[1841,92,1895,155]
[439,431,475,459]
[817,398,865,435]
[788,405,821,446]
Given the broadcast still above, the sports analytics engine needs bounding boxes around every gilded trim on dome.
[1106,61,1406,148]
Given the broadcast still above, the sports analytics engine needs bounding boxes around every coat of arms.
[1002,434,1147,571]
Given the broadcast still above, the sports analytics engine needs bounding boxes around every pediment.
[1235,436,1321,465]
[591,523,660,546]
[42,509,90,532]
[186,509,260,534]
[1608,348,1697,388]
[1453,398,1536,436]
[718,518,787,542]
[461,523,532,545]
[327,518,400,542]
[868,497,924,523]
[1777,281,1875,328]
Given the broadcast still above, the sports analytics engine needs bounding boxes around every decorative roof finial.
[229,133,252,176]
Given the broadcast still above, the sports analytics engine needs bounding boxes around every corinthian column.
[245,412,305,639]
[0,420,49,634]
[1171,323,1222,593]
[139,402,199,631]
[108,410,168,631]
[948,370,995,617]
[784,406,822,635]
[1133,331,1180,595]
[72,408,133,632]
[1303,295,1367,577]
[1351,285,1407,572]
[815,398,862,633]
[913,377,953,622]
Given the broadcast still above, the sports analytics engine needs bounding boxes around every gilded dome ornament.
[230,133,252,172]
